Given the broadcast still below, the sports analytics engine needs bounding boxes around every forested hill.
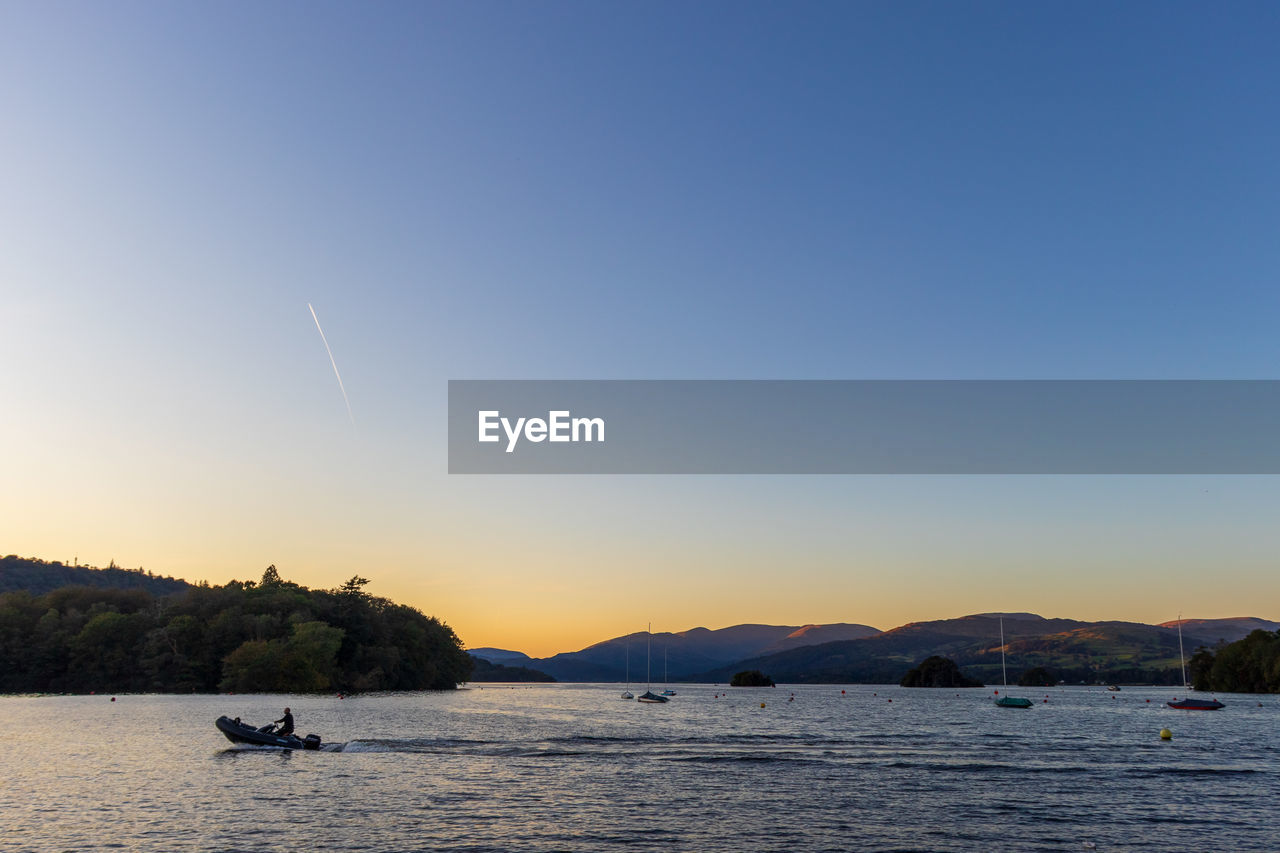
[0,565,472,694]
[1,555,191,596]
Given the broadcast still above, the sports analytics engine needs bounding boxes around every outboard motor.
[303,734,322,750]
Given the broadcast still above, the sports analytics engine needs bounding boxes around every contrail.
[308,303,355,427]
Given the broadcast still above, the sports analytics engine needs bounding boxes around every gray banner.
[447,380,1280,474]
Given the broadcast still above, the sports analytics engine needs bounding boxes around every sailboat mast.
[647,622,652,688]
[1177,612,1188,689]
[1000,617,1008,688]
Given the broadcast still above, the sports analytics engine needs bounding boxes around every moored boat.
[1167,614,1224,710]
[993,617,1033,709]
[621,633,634,699]
[1167,697,1225,711]
[636,623,669,704]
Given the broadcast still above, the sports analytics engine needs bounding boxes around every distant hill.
[759,624,888,655]
[0,555,191,597]
[525,622,881,682]
[467,648,534,665]
[693,613,1278,685]
[1159,617,1280,646]
[467,655,555,683]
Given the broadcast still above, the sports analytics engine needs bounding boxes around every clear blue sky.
[3,2,1279,653]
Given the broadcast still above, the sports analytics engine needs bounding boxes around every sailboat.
[637,623,669,703]
[660,644,676,696]
[1167,613,1224,711]
[621,633,634,700]
[994,617,1033,708]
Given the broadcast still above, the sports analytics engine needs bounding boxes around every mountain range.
[474,623,881,682]
[473,614,1280,685]
[7,555,1275,686]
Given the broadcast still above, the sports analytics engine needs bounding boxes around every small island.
[1017,666,1056,687]
[899,656,983,688]
[730,669,776,687]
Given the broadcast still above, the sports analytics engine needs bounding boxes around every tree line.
[1,554,189,596]
[1189,629,1280,694]
[0,566,472,693]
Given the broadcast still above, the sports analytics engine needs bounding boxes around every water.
[3,684,1277,851]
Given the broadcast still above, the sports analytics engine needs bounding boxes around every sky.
[3,2,1279,656]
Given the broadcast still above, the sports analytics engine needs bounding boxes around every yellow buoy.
[1160,728,1172,740]
[760,702,766,708]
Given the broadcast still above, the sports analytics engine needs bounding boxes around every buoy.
[1146,699,1150,703]
[887,698,892,703]
[760,702,766,708]
[110,697,116,702]
[1043,699,1048,703]
[841,689,846,694]
[994,689,999,695]
[1160,728,1172,740]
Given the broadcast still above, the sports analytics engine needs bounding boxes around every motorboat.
[216,715,322,749]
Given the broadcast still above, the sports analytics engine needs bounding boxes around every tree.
[221,640,287,692]
[1017,666,1056,687]
[1189,647,1215,691]
[339,576,370,597]
[730,669,775,687]
[900,656,983,688]
[287,621,345,689]
[71,611,149,690]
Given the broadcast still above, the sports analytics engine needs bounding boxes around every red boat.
[1166,617,1224,710]
[1167,697,1225,711]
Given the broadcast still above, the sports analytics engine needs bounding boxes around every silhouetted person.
[274,707,294,736]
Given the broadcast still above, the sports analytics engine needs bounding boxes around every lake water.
[3,684,1277,851]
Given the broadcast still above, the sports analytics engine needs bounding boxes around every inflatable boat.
[216,715,323,749]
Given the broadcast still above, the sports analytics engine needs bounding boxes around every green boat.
[994,617,1033,709]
